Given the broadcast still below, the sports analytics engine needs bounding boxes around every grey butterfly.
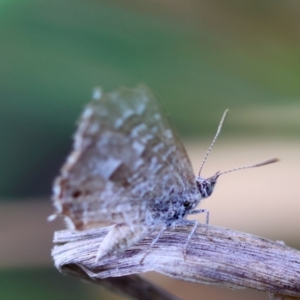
[51,85,278,260]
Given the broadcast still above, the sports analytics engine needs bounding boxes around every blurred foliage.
[1,0,300,197]
[0,268,101,300]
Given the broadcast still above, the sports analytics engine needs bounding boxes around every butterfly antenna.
[198,109,229,176]
[219,158,280,176]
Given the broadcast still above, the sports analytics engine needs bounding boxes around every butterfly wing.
[52,85,197,231]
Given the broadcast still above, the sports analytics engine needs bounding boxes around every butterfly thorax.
[146,188,199,226]
[147,172,221,226]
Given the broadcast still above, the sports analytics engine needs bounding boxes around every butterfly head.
[196,172,220,199]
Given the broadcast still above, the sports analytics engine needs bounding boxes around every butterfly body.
[51,85,278,260]
[52,85,207,259]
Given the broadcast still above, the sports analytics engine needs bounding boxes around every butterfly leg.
[189,208,209,225]
[181,209,209,259]
[139,226,166,264]
[96,223,149,261]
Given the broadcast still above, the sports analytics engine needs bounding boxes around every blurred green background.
[1,0,300,299]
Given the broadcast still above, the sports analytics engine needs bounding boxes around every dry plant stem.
[52,225,300,299]
[61,265,179,300]
[269,294,300,300]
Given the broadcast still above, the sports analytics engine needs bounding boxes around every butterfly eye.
[183,201,193,209]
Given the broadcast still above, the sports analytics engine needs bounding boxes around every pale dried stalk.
[52,225,300,299]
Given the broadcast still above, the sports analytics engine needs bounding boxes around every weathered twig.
[52,225,300,299]
[59,265,179,300]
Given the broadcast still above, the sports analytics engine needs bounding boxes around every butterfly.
[50,85,279,261]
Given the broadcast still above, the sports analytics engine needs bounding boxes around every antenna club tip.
[272,158,280,163]
[223,109,229,116]
[265,157,280,164]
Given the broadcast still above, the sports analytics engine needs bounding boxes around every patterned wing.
[52,85,197,230]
